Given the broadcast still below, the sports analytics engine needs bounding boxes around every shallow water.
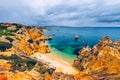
[44,27,120,63]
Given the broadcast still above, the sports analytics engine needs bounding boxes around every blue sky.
[0,0,120,26]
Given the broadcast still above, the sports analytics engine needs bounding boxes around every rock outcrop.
[0,23,76,80]
[0,54,54,80]
[73,36,120,79]
[1,23,120,80]
[0,23,50,55]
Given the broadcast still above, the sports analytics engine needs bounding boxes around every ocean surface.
[44,27,120,63]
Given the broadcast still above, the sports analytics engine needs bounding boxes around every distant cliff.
[73,36,120,80]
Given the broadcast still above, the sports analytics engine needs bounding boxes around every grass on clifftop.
[0,26,15,36]
[0,30,14,36]
[0,54,55,74]
[0,27,14,37]
[0,42,12,51]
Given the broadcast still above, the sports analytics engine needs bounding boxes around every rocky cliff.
[1,23,120,80]
[73,36,120,80]
[0,23,50,55]
[0,23,75,80]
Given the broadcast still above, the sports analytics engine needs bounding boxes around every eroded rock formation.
[1,23,120,80]
[0,23,50,55]
[0,23,75,80]
[74,36,120,80]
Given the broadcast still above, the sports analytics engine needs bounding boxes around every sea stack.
[48,35,53,40]
[75,34,79,39]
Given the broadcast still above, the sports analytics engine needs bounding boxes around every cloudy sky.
[0,0,120,26]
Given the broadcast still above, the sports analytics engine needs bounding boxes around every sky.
[0,0,120,26]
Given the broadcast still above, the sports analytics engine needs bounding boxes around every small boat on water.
[75,34,79,39]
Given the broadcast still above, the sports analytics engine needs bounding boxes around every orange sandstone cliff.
[0,23,50,55]
[74,36,120,80]
[0,23,75,80]
[0,23,120,80]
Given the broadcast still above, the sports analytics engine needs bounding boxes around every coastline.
[1,23,120,79]
[32,52,78,75]
[50,48,77,63]
[45,40,77,64]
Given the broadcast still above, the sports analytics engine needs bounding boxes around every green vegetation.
[38,67,54,74]
[33,62,55,74]
[0,54,55,74]
[27,39,33,43]
[0,29,14,36]
[6,37,14,42]
[0,26,14,36]
[0,26,7,30]
[118,49,120,53]
[8,54,37,72]
[0,42,12,51]
[0,54,37,72]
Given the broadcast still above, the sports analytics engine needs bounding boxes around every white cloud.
[0,0,120,26]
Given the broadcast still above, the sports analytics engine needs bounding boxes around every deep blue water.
[44,27,120,63]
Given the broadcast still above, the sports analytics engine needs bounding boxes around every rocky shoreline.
[0,23,76,80]
[73,36,120,79]
[0,23,120,80]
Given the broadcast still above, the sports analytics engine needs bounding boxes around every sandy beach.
[32,53,78,75]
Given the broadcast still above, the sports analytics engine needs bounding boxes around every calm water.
[44,27,120,63]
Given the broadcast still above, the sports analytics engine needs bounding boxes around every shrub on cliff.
[0,29,14,36]
[33,62,55,74]
[0,42,12,51]
[27,39,33,43]
[0,26,7,30]
[6,37,14,42]
[9,55,37,72]
[38,67,54,74]
[0,54,54,74]
[0,54,36,71]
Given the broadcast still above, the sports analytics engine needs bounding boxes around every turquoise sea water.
[44,27,120,63]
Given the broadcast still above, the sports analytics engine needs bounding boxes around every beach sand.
[32,53,78,75]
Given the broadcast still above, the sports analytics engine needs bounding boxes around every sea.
[44,27,120,63]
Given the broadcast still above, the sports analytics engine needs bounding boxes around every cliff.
[0,23,53,80]
[73,36,120,80]
[0,23,50,55]
[1,23,120,80]
[0,23,75,80]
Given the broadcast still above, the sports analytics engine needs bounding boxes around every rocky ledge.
[73,36,120,80]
